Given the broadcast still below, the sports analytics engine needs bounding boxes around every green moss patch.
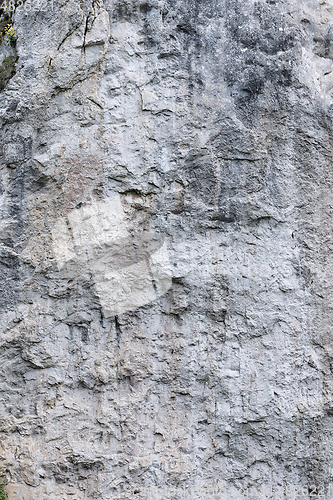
[0,55,18,92]
[0,484,7,500]
[0,469,8,500]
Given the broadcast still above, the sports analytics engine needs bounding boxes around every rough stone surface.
[1,0,333,499]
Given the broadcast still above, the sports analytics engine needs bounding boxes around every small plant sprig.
[0,23,18,45]
[0,484,7,500]
[0,467,8,500]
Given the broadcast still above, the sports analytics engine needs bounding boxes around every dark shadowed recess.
[223,0,295,121]
[0,160,50,310]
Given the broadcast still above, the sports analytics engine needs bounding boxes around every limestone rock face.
[1,0,333,498]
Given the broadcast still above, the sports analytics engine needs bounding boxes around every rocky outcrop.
[1,0,333,499]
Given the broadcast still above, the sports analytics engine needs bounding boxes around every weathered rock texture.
[1,0,333,498]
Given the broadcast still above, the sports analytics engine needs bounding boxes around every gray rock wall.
[1,0,333,498]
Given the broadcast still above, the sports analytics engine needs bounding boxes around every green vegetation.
[0,12,11,45]
[0,484,7,500]
[0,470,7,500]
[3,24,18,45]
[0,12,18,47]
[0,55,18,91]
[0,21,18,46]
[0,12,11,37]
[0,11,19,92]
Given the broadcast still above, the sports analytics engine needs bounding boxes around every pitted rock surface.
[1,0,333,499]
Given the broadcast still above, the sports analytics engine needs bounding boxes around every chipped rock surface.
[1,0,333,499]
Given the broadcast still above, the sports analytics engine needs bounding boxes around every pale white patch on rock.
[52,194,172,317]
